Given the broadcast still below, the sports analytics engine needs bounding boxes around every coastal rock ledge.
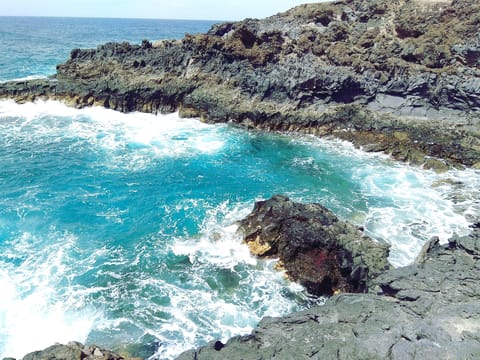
[4,342,129,360]
[3,203,480,360]
[178,223,480,359]
[1,0,479,168]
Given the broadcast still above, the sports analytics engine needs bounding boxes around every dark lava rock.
[177,225,480,360]
[1,0,479,168]
[237,195,390,296]
[16,342,127,360]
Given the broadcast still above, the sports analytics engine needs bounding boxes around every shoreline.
[7,203,480,359]
[2,86,478,172]
[178,222,480,359]
[1,0,479,358]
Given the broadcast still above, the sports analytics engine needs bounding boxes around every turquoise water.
[1,17,479,360]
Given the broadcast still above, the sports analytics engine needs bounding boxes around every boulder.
[18,342,126,360]
[237,195,390,295]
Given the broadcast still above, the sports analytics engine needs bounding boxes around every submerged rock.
[177,224,480,359]
[237,195,390,295]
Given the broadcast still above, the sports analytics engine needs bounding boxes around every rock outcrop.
[9,342,127,360]
[237,195,390,295]
[177,223,480,359]
[1,0,479,168]
[11,222,480,360]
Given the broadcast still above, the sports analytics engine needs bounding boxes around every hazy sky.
[0,0,324,21]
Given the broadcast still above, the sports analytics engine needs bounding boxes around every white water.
[0,100,479,359]
[0,230,102,357]
[295,135,480,266]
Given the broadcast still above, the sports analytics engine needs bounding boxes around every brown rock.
[237,195,390,296]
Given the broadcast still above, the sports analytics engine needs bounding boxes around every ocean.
[0,16,479,359]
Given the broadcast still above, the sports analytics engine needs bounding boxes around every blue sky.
[0,0,324,21]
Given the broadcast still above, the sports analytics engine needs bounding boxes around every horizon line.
[0,14,234,22]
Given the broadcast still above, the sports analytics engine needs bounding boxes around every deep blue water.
[1,17,479,359]
[0,17,217,81]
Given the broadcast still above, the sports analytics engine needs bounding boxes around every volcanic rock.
[1,0,479,167]
[237,195,390,296]
[15,342,127,360]
[177,224,480,359]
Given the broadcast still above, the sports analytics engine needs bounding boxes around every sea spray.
[0,230,102,357]
[292,135,480,266]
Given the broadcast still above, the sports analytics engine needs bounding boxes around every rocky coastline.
[10,200,480,359]
[1,0,480,169]
[1,0,480,359]
[178,220,480,359]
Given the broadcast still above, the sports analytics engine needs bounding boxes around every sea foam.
[291,135,480,267]
[1,100,479,359]
[0,100,226,172]
[0,231,101,359]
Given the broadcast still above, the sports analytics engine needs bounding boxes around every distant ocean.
[0,17,479,359]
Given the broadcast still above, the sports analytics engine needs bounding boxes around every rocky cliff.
[1,0,479,168]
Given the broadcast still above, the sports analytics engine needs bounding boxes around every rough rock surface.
[1,0,479,168]
[11,342,128,360]
[177,224,480,359]
[237,195,390,295]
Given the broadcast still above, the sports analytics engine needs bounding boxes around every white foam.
[160,200,320,358]
[0,231,103,359]
[0,75,48,84]
[293,135,480,267]
[294,134,392,162]
[357,164,479,266]
[0,99,226,171]
[170,202,255,269]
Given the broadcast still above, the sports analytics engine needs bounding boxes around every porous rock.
[237,195,390,295]
[1,0,479,167]
[17,342,126,360]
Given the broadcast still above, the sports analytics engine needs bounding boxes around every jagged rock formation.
[1,0,479,168]
[177,224,480,359]
[9,342,127,360]
[237,195,390,295]
[10,223,480,360]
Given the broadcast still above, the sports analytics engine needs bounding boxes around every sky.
[0,0,324,21]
